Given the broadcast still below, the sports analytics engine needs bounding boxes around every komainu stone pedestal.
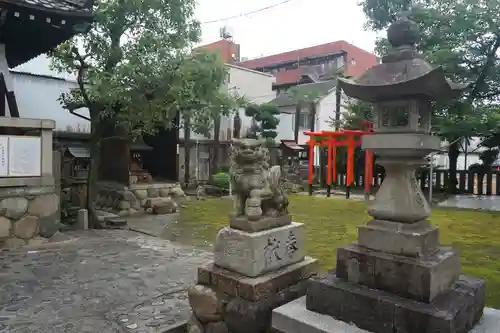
[187,140,318,333]
[188,257,317,333]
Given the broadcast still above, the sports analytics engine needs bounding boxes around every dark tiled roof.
[1,0,93,67]
[2,0,92,14]
[270,80,337,107]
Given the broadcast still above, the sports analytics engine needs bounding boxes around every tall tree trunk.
[184,115,191,187]
[86,110,102,228]
[294,102,301,143]
[211,115,221,179]
[310,102,316,132]
[447,140,460,194]
[310,102,319,183]
[335,84,341,131]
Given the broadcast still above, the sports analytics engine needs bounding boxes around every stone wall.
[0,117,59,249]
[0,186,59,248]
[96,181,185,216]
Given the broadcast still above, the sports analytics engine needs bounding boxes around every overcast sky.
[16,0,378,77]
[195,0,378,59]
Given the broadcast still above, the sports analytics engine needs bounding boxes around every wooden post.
[327,137,332,197]
[346,136,354,199]
[364,149,370,200]
[308,139,314,196]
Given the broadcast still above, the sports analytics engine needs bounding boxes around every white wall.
[179,64,276,141]
[433,152,480,170]
[13,54,76,81]
[11,72,91,132]
[317,89,344,132]
[276,90,348,146]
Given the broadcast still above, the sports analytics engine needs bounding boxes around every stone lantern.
[271,17,493,333]
[339,18,466,224]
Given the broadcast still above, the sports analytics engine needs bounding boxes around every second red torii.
[304,126,374,198]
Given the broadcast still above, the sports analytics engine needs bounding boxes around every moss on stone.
[179,196,500,308]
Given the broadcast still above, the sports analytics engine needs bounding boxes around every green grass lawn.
[177,195,500,307]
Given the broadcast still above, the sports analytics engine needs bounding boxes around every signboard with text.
[0,135,42,177]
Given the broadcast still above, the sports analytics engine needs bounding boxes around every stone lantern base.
[269,228,489,333]
[272,294,500,333]
[304,272,485,333]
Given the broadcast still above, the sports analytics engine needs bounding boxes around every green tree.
[50,0,240,227]
[244,103,280,144]
[333,100,373,130]
[358,0,500,193]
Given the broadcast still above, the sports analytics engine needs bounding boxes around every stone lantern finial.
[387,16,420,48]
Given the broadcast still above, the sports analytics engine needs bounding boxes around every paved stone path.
[0,229,211,333]
[438,195,500,212]
[127,213,180,238]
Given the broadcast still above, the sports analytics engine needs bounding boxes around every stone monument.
[271,17,497,333]
[187,138,317,333]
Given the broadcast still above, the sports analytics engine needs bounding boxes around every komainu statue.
[230,139,289,221]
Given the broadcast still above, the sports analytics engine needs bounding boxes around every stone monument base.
[214,222,305,277]
[188,257,317,333]
[296,271,485,333]
[272,296,500,333]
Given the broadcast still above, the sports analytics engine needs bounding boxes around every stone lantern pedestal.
[269,17,500,333]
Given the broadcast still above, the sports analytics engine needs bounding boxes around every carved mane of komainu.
[230,139,289,221]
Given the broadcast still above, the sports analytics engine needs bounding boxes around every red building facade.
[238,41,378,90]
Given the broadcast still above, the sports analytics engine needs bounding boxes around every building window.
[336,56,345,68]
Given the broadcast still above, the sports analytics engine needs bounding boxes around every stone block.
[197,257,317,301]
[13,215,39,240]
[77,209,89,230]
[0,216,11,239]
[336,244,460,303]
[224,279,310,333]
[273,296,371,333]
[0,197,28,220]
[273,297,500,333]
[214,223,305,277]
[147,188,159,198]
[134,189,148,200]
[3,237,26,248]
[358,219,439,257]
[38,212,60,238]
[0,185,54,199]
[205,321,229,333]
[229,215,291,233]
[187,284,224,323]
[305,273,485,333]
[28,193,59,218]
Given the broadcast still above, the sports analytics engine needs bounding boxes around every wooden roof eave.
[0,0,94,18]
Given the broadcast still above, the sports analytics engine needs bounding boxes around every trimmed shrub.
[212,172,230,190]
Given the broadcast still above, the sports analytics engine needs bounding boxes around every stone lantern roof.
[338,18,468,102]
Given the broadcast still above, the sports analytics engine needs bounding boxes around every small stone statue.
[230,139,288,221]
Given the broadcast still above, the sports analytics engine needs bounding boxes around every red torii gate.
[304,123,374,199]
